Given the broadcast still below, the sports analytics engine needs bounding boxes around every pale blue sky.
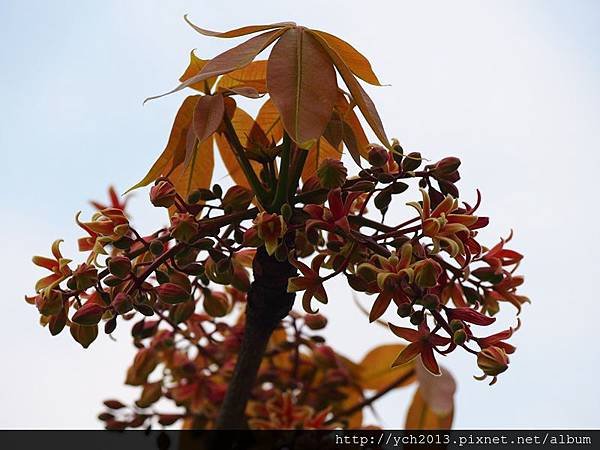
[1,0,599,429]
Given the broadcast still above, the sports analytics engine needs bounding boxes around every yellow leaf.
[254,98,284,143]
[217,60,268,93]
[179,51,217,93]
[126,95,198,193]
[338,385,364,429]
[301,137,342,181]
[170,138,215,200]
[359,344,416,390]
[311,30,381,85]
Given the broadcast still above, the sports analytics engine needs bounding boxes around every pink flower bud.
[368,145,389,167]
[150,180,176,208]
[108,256,132,279]
[72,302,106,326]
[156,283,190,305]
[111,292,133,315]
[477,346,509,376]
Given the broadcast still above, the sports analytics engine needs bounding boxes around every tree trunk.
[215,246,297,429]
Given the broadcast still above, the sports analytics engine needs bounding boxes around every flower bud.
[453,329,467,345]
[68,263,98,291]
[317,158,347,189]
[420,293,440,310]
[149,239,164,255]
[368,145,389,168]
[477,346,509,376]
[222,185,253,213]
[430,157,461,178]
[156,283,190,305]
[401,152,422,172]
[169,301,195,324]
[255,212,287,256]
[112,292,133,315]
[108,256,131,279]
[36,290,64,316]
[410,310,425,325]
[170,213,198,244]
[150,180,176,208]
[449,319,464,332]
[305,313,328,330]
[396,302,413,318]
[186,190,202,204]
[72,302,106,326]
[203,291,229,318]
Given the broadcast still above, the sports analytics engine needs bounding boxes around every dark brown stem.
[215,246,297,429]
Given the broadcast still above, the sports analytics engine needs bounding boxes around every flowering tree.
[26,20,528,430]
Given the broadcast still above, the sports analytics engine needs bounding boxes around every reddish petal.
[369,293,392,322]
[388,324,420,342]
[392,342,422,367]
[420,345,441,376]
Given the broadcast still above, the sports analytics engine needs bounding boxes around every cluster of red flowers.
[25,20,528,428]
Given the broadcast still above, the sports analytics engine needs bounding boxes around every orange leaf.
[192,94,225,143]
[179,51,217,93]
[146,28,287,103]
[217,60,268,93]
[184,16,294,38]
[301,137,341,181]
[310,30,381,85]
[358,344,416,390]
[338,385,364,428]
[267,28,338,149]
[170,137,215,200]
[126,95,198,193]
[335,92,370,158]
[311,32,390,149]
[254,99,284,143]
[214,106,262,188]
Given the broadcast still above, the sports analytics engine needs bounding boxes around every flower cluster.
[25,21,529,427]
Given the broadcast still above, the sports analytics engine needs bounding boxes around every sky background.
[1,0,599,429]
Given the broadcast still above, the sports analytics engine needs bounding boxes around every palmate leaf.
[145,28,289,103]
[170,137,214,201]
[301,137,341,181]
[179,51,217,93]
[184,16,295,38]
[358,344,416,390]
[310,30,381,86]
[309,30,390,149]
[192,94,225,143]
[334,91,370,158]
[126,95,200,193]
[216,60,268,93]
[267,28,338,149]
[254,98,283,143]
